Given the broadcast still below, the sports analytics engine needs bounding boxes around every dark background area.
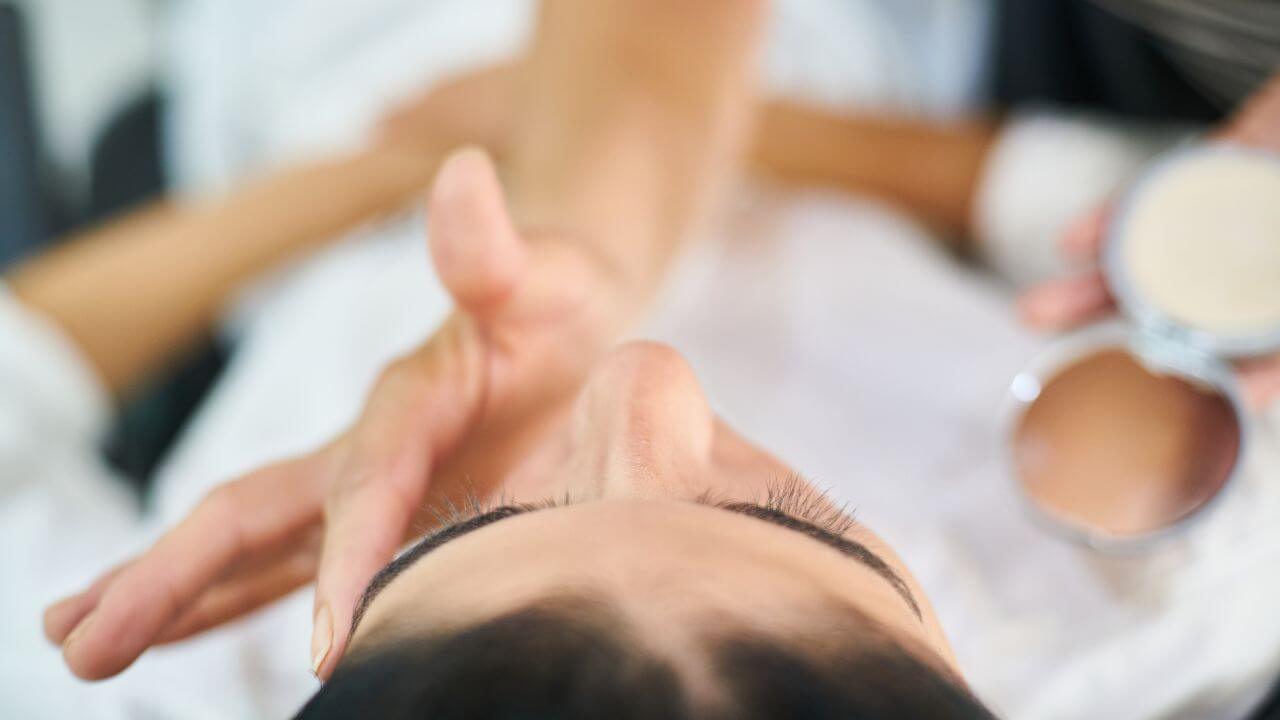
[0,3,228,487]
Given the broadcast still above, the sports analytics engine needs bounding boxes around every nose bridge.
[573,342,717,500]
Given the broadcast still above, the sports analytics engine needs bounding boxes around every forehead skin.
[349,499,954,672]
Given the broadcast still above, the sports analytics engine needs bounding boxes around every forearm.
[508,0,765,305]
[387,59,999,253]
[752,102,1000,245]
[7,147,438,396]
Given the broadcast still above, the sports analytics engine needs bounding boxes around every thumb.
[428,147,528,318]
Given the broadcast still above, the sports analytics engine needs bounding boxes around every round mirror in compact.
[1005,144,1280,550]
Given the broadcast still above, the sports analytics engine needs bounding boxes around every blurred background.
[1,0,162,262]
[2,0,193,482]
[0,0,1233,483]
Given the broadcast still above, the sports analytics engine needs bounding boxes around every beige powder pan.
[1105,145,1280,357]
[1004,144,1279,550]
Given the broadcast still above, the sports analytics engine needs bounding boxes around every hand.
[1018,76,1280,410]
[44,149,632,681]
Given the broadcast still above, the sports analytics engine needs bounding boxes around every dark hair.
[295,596,996,719]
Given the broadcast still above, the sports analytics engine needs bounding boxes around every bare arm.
[9,1,766,400]
[751,104,1000,246]
[507,0,764,301]
[384,61,998,251]
[6,142,442,396]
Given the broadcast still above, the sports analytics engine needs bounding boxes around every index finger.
[307,340,485,680]
[309,411,439,679]
[310,474,421,681]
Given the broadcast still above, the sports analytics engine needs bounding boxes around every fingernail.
[311,605,332,677]
[64,610,96,649]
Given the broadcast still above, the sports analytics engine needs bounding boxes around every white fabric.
[0,288,242,720]
[7,193,1280,719]
[164,0,534,197]
[761,0,993,118]
[4,1,1280,719]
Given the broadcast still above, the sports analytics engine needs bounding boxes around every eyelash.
[722,473,858,537]
[416,473,857,538]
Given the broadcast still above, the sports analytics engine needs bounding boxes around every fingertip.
[428,147,526,314]
[61,612,119,681]
[310,559,374,681]
[310,591,361,682]
[311,603,336,680]
[59,574,165,680]
[310,514,409,680]
[43,592,91,646]
[430,147,501,215]
[441,145,495,176]
[44,562,130,646]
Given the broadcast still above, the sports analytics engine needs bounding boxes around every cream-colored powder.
[1123,150,1280,336]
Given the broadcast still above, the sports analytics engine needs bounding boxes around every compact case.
[1003,144,1280,550]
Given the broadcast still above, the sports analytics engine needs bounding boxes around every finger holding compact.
[1040,145,1280,399]
[1020,72,1280,408]
[1006,142,1280,549]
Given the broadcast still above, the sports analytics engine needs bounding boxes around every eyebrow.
[350,499,921,634]
[715,502,921,619]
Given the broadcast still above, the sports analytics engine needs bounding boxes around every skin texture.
[345,343,960,682]
[4,86,497,398]
[43,148,636,681]
[46,0,766,681]
[1019,74,1280,411]
[381,62,1000,246]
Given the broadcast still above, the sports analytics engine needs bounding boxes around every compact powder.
[1013,349,1240,537]
[1122,150,1280,337]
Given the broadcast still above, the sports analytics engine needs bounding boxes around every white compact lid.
[1104,144,1280,359]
